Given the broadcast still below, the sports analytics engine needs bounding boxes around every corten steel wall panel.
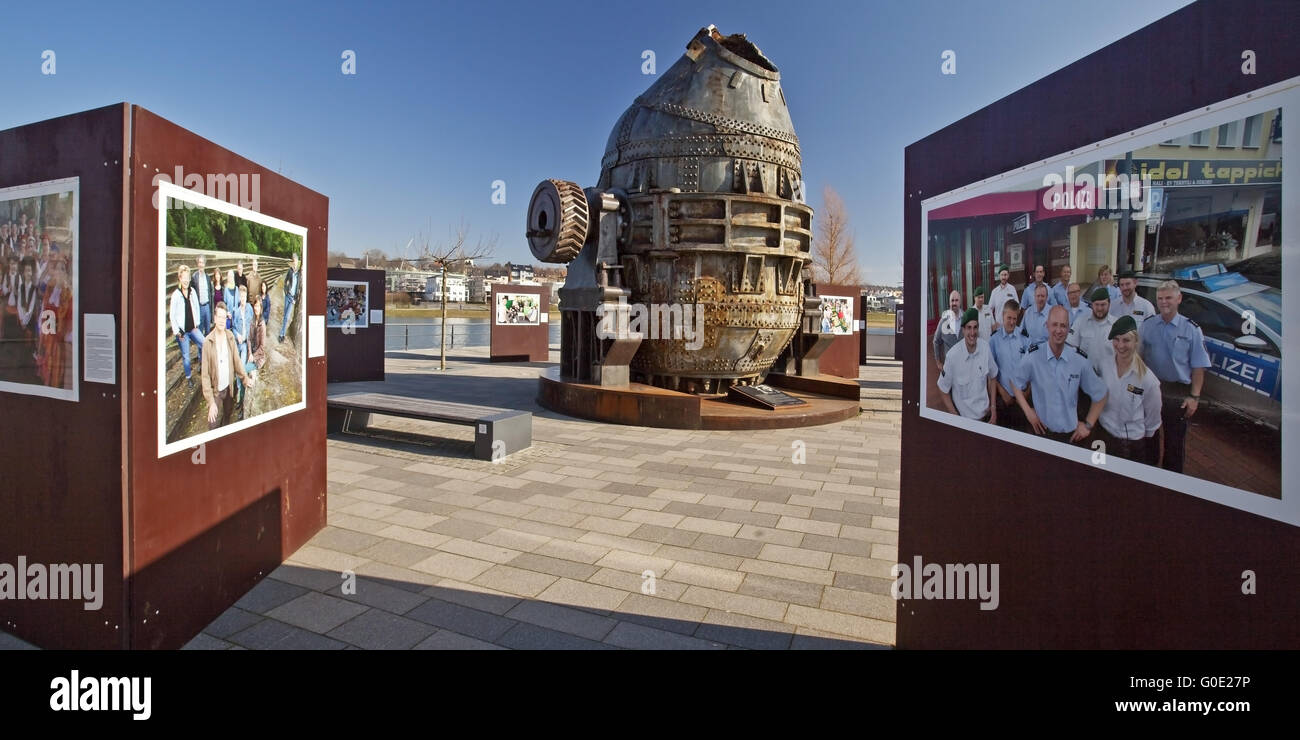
[126,107,327,649]
[490,285,549,362]
[900,0,1300,649]
[814,283,861,378]
[0,105,129,649]
[326,267,385,383]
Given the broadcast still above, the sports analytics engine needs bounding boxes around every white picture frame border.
[156,181,308,459]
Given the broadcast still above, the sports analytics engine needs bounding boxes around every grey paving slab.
[413,630,508,650]
[270,563,352,592]
[603,621,727,650]
[507,552,601,582]
[227,619,350,650]
[309,526,386,554]
[614,593,708,635]
[181,633,234,650]
[327,609,437,650]
[404,599,519,642]
[266,592,370,634]
[738,572,825,608]
[325,577,431,615]
[832,571,894,596]
[694,610,796,651]
[233,577,309,615]
[628,523,701,547]
[502,600,619,642]
[201,607,265,639]
[690,533,765,559]
[497,623,618,650]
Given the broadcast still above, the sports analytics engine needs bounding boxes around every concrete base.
[537,367,859,430]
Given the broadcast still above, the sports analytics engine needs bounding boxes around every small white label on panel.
[541,312,549,323]
[371,309,383,324]
[84,313,115,384]
[308,315,326,358]
[478,424,487,434]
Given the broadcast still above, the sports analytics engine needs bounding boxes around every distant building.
[507,262,534,282]
[385,260,438,294]
[426,272,468,302]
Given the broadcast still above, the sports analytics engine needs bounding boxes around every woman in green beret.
[1095,315,1162,464]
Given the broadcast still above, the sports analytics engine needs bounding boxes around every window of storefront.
[1217,120,1239,147]
[1243,114,1264,148]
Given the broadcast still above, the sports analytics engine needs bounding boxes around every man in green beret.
[988,264,1018,319]
[1068,286,1117,371]
[973,286,995,340]
[937,307,999,422]
[1111,270,1155,323]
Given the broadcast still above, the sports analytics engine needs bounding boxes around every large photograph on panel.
[158,181,307,457]
[0,177,78,402]
[920,82,1294,523]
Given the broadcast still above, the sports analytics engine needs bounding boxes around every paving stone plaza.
[175,346,902,650]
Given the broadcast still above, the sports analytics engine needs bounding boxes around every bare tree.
[418,220,498,370]
[811,186,862,286]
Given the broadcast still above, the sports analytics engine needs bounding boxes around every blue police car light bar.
[1201,272,1250,291]
[1173,263,1227,280]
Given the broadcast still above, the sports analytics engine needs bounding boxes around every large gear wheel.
[527,179,589,263]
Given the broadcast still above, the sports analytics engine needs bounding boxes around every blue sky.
[2,0,1192,284]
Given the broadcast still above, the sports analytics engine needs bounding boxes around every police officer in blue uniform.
[1013,305,1108,444]
[1140,280,1211,473]
[1018,282,1051,344]
[989,298,1030,430]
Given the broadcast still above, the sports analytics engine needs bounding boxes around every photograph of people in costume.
[0,179,77,401]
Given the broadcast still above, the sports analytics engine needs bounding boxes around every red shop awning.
[930,186,1100,222]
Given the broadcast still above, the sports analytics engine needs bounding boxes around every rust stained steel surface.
[530,26,815,395]
[0,104,129,649]
[612,27,813,393]
[127,107,328,648]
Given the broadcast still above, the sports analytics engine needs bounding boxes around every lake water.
[385,317,561,351]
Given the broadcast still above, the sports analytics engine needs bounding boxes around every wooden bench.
[327,392,531,461]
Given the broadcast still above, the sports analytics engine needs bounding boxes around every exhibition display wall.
[900,0,1299,648]
[326,267,385,383]
[490,284,549,362]
[0,104,329,649]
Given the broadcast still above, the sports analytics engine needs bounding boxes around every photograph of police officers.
[926,113,1282,499]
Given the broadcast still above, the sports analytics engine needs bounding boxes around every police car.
[1132,264,1282,430]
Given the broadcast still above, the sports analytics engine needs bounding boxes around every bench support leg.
[474,413,532,461]
[328,408,371,435]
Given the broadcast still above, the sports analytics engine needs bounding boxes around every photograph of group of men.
[326,281,368,329]
[161,195,304,449]
[0,182,76,400]
[926,256,1272,496]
